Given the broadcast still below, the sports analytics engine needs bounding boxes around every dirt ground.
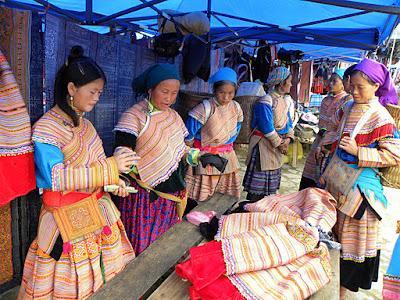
[235,144,400,300]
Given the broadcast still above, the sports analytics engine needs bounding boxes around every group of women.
[13,43,400,299]
[17,46,247,299]
[299,59,400,299]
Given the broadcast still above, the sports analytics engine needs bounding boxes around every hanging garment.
[0,50,35,206]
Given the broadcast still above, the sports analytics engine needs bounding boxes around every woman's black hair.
[343,64,356,80]
[54,45,106,126]
[213,80,237,93]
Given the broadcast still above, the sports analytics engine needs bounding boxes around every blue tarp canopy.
[4,0,400,61]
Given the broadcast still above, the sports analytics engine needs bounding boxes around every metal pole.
[303,0,400,15]
[86,0,93,25]
[207,0,211,44]
[96,0,167,24]
[389,37,397,66]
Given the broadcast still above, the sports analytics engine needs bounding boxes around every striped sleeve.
[358,137,400,168]
[34,141,119,191]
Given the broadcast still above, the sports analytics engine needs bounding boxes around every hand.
[110,178,130,197]
[319,176,326,186]
[114,150,140,173]
[278,138,290,154]
[339,136,358,156]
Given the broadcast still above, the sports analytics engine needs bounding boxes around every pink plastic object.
[186,211,217,226]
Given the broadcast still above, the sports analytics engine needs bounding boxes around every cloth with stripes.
[0,50,35,205]
[176,188,337,300]
[186,99,243,201]
[19,106,134,299]
[114,100,189,187]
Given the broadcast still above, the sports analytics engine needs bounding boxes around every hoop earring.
[69,95,77,110]
[69,95,84,117]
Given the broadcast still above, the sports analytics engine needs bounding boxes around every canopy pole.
[389,37,397,66]
[212,11,278,28]
[86,0,93,25]
[303,0,400,15]
[96,0,167,24]
[207,0,211,44]
[291,11,369,28]
[32,0,84,22]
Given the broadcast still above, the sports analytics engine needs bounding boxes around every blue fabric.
[338,147,388,208]
[185,115,241,144]
[133,63,180,93]
[14,0,399,61]
[209,67,237,85]
[34,141,64,189]
[278,112,292,135]
[185,116,203,141]
[251,102,292,135]
[251,102,275,135]
[387,235,400,276]
[333,68,346,79]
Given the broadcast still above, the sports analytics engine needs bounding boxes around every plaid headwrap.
[265,66,291,90]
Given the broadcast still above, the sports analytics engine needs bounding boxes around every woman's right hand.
[114,150,140,173]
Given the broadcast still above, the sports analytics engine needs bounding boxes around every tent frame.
[2,0,399,54]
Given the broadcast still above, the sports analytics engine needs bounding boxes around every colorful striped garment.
[114,100,188,187]
[18,106,135,299]
[186,98,243,201]
[324,99,400,292]
[0,50,35,205]
[243,92,294,198]
[176,188,337,300]
[114,100,189,254]
[301,92,350,184]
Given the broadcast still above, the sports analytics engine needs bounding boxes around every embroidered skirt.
[117,179,182,254]
[18,195,134,299]
[335,208,381,292]
[243,145,281,196]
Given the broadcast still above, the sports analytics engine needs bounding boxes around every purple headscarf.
[353,58,398,106]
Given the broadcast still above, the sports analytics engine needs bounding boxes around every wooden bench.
[92,193,237,300]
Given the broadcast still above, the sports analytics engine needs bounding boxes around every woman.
[343,64,356,93]
[185,67,243,202]
[299,68,351,190]
[19,46,136,299]
[321,58,400,298]
[114,63,199,254]
[243,66,294,201]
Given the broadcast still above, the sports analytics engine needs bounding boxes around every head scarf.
[133,63,180,93]
[333,68,345,80]
[353,58,398,106]
[209,67,237,85]
[265,66,290,89]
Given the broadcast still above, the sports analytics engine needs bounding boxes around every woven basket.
[235,95,261,144]
[175,90,213,122]
[381,103,400,188]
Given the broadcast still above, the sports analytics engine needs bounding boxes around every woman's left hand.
[111,178,130,197]
[339,136,358,156]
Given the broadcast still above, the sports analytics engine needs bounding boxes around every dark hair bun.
[69,45,84,60]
